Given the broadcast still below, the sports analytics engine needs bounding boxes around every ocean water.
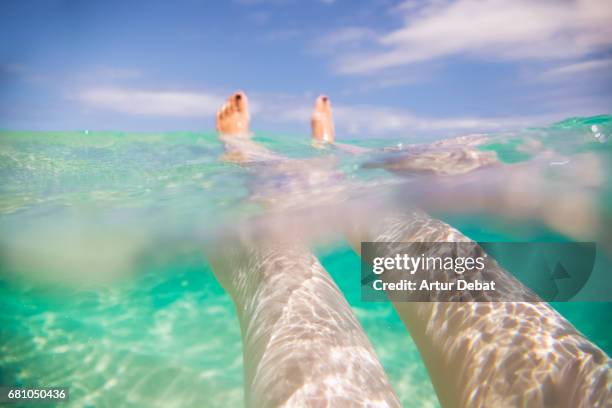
[0,116,611,407]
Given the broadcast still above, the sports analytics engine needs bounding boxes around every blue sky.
[1,0,611,137]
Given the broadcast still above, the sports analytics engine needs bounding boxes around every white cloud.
[256,98,548,136]
[75,87,225,117]
[72,87,556,136]
[333,105,548,136]
[332,0,612,74]
[542,58,612,79]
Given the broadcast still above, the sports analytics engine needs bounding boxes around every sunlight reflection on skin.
[347,210,611,408]
[210,91,611,407]
[208,91,401,407]
[337,112,612,406]
[207,239,401,408]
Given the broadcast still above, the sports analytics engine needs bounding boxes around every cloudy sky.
[1,0,611,137]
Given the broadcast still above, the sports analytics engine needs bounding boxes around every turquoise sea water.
[0,116,611,407]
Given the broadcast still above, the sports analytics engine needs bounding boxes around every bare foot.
[311,95,335,143]
[216,91,250,135]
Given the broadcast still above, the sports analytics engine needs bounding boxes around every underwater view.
[1,115,611,407]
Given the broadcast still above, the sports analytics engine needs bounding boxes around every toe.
[232,91,247,113]
[221,102,231,118]
[226,99,237,117]
[315,95,331,113]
